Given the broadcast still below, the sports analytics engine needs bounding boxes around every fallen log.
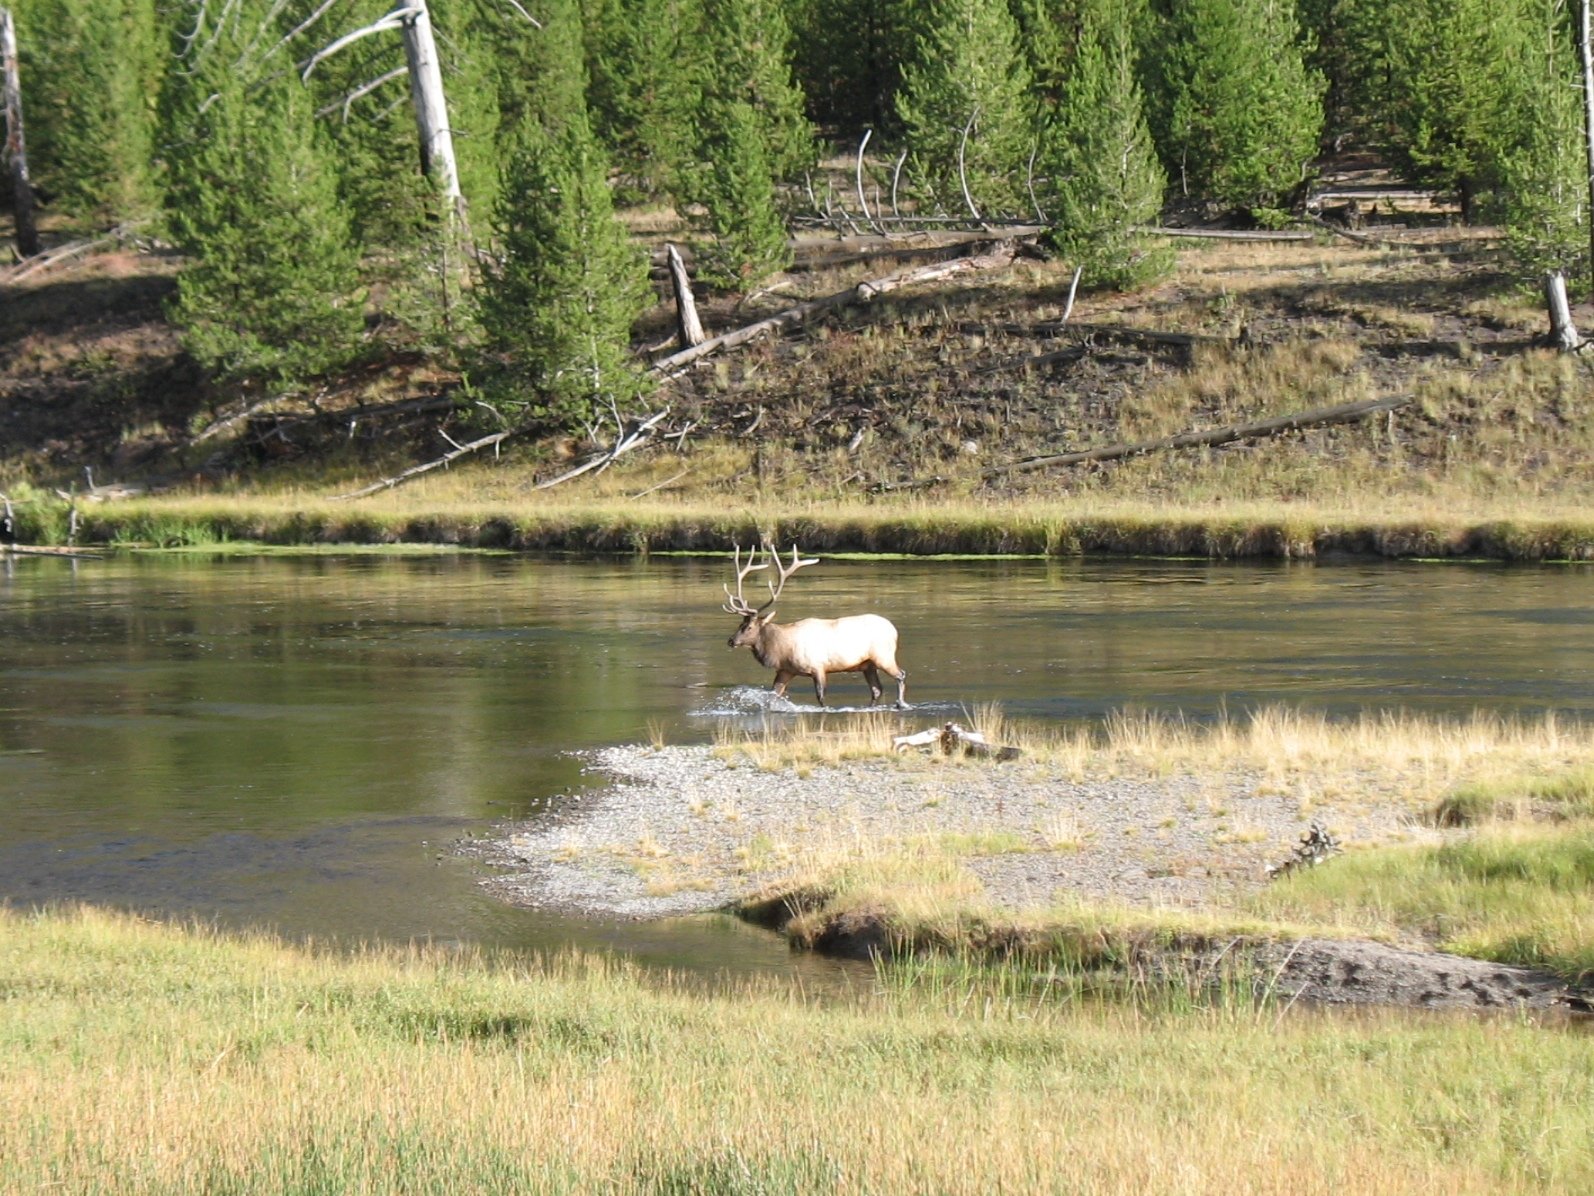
[650,240,1023,375]
[1,544,103,559]
[331,427,517,500]
[983,394,1413,479]
[532,407,670,490]
[893,722,1022,761]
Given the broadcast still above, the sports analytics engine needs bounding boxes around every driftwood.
[651,240,1023,375]
[666,243,704,348]
[1,543,103,559]
[983,394,1413,479]
[1266,821,1341,880]
[0,221,150,284]
[893,722,1022,761]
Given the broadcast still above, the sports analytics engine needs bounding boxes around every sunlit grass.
[3,904,1592,1192]
[1250,821,1594,983]
[717,704,1594,811]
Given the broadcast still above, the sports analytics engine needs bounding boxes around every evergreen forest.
[3,0,1593,512]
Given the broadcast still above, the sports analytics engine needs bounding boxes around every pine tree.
[689,0,815,187]
[894,0,1035,216]
[162,3,363,384]
[1501,0,1586,285]
[1374,0,1539,218]
[477,111,651,426]
[582,0,698,199]
[1039,0,1169,288]
[692,98,793,287]
[1144,0,1323,212]
[785,0,910,132]
[13,0,160,222]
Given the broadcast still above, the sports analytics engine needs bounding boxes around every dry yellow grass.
[4,904,1592,1193]
[718,704,1594,816]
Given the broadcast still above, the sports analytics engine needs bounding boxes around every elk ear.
[760,610,777,625]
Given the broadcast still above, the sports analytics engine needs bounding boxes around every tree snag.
[1544,270,1580,352]
[1,6,39,258]
[666,243,705,348]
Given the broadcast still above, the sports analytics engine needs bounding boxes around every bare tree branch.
[956,108,983,226]
[316,65,407,120]
[299,4,417,80]
[266,0,345,62]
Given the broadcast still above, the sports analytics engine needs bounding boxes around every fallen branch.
[331,426,517,499]
[1,220,152,285]
[651,240,1023,375]
[983,394,1413,479]
[532,407,670,490]
[893,722,1022,761]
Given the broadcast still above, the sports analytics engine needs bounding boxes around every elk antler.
[721,543,771,615]
[760,542,818,612]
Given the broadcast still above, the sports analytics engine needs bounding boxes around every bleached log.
[532,407,670,490]
[330,425,516,499]
[1,6,40,258]
[1139,227,1313,242]
[651,240,1022,374]
[1544,270,1580,352]
[665,243,704,348]
[893,722,1022,761]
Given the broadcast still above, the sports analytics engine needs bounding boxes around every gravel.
[469,743,1589,1012]
[474,743,1431,919]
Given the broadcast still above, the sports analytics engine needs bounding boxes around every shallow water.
[1,552,1590,977]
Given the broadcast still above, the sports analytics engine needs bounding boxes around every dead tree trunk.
[302,1,464,223]
[398,0,463,220]
[1,6,39,259]
[1545,269,1580,351]
[666,243,705,347]
[1581,0,1594,295]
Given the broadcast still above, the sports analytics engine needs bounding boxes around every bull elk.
[722,541,908,708]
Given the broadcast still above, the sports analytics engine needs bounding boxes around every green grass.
[1435,765,1594,826]
[1251,823,1594,983]
[4,904,1594,1193]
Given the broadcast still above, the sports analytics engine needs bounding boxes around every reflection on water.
[1,552,1590,977]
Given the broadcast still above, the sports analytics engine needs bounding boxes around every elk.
[722,541,908,708]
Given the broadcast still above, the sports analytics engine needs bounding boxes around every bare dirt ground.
[469,745,1588,1014]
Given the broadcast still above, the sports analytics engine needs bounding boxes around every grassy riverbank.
[13,486,1594,560]
[711,710,1594,985]
[7,231,1594,561]
[3,904,1593,1193]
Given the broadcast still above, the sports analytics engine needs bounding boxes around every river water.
[1,552,1590,976]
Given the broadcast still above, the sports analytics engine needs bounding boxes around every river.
[1,551,1590,976]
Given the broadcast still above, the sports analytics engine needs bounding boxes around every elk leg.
[891,667,908,708]
[863,663,883,705]
[812,670,827,707]
[772,671,794,700]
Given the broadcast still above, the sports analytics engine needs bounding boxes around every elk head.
[721,540,816,648]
